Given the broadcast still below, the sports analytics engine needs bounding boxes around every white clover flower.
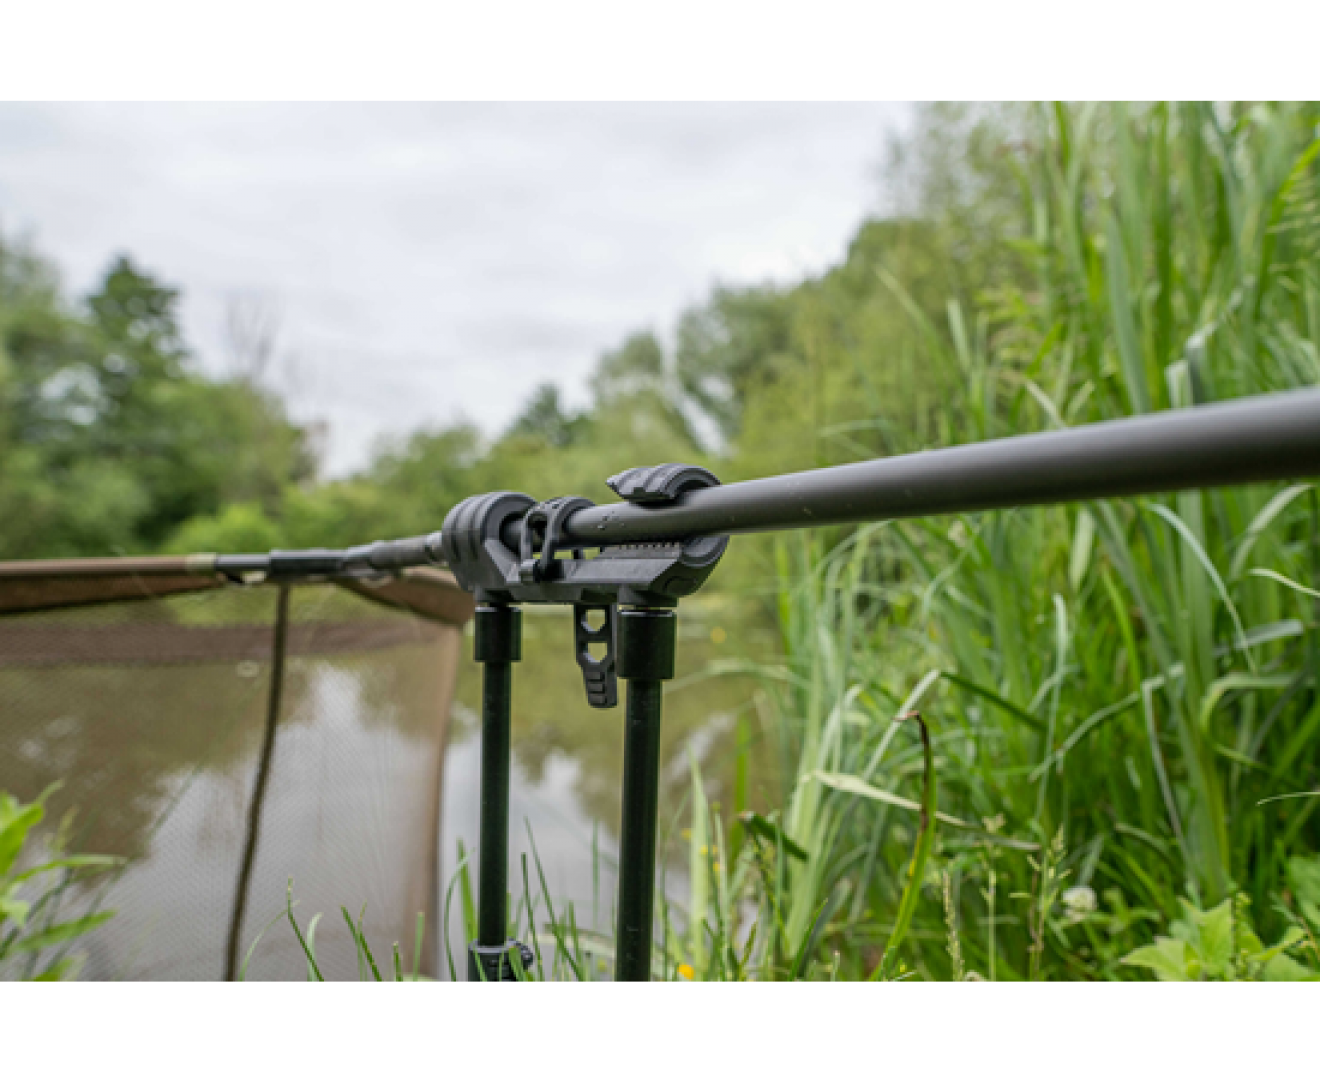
[1061,885,1097,917]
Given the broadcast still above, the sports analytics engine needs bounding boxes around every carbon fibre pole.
[501,388,1320,549]
[213,390,1320,580]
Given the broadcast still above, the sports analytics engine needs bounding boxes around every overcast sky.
[0,103,906,475]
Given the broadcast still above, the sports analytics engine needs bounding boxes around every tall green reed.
[663,102,1320,981]
[801,102,1320,977]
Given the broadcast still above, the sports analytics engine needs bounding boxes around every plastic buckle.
[518,495,593,584]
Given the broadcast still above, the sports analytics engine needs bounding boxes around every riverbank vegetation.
[6,102,1320,978]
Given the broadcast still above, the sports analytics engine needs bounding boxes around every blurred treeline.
[0,104,1031,566]
[0,250,313,557]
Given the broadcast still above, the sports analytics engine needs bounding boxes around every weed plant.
[0,787,119,981]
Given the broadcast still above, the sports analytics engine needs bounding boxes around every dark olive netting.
[0,575,468,980]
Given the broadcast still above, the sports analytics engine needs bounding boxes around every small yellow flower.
[710,627,727,644]
[677,963,695,980]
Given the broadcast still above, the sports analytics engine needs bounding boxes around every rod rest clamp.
[440,464,728,709]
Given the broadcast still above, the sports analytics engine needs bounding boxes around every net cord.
[223,585,291,981]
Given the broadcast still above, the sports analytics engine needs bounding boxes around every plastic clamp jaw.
[606,464,721,504]
[467,940,536,982]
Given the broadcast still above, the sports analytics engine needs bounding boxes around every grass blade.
[442,846,471,982]
[873,712,937,974]
[238,905,290,982]
[285,879,323,982]
[525,821,583,981]
[412,912,425,980]
[304,913,323,982]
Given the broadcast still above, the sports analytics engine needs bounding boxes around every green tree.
[0,242,314,558]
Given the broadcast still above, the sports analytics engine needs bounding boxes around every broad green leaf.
[1189,898,1234,978]
[1249,926,1306,971]
[0,804,44,879]
[1123,937,1192,981]
[1286,856,1320,930]
[1261,953,1320,981]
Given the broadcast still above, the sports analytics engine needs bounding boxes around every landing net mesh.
[0,569,469,981]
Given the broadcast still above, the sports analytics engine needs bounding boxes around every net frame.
[0,557,473,981]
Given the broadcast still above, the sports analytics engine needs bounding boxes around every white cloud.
[0,103,906,474]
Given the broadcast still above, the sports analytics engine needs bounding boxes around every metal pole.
[468,603,521,981]
[614,606,676,982]
[501,388,1320,548]
[225,584,290,981]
